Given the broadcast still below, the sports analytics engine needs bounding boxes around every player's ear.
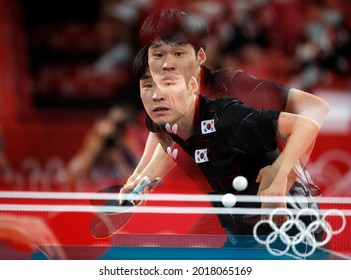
[188,76,199,94]
[197,48,206,65]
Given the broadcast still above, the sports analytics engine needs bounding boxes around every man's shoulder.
[201,66,290,110]
[203,67,262,92]
[202,66,245,83]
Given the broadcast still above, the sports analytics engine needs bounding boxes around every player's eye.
[152,52,163,58]
[143,83,154,89]
[174,51,184,57]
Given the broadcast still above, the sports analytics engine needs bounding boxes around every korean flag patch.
[201,119,216,134]
[195,149,209,163]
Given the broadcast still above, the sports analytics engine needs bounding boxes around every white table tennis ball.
[232,176,248,191]
[222,193,237,208]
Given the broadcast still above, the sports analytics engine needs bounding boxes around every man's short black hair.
[132,46,149,81]
[139,9,208,51]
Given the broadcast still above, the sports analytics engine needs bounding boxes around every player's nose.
[152,87,166,101]
[162,63,175,71]
[162,56,175,71]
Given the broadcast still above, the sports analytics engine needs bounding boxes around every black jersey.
[166,96,280,198]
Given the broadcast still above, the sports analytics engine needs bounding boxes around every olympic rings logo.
[253,208,346,258]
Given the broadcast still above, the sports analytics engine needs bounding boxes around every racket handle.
[125,176,162,201]
[126,176,151,201]
[130,176,152,194]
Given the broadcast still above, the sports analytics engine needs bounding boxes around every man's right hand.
[119,176,163,205]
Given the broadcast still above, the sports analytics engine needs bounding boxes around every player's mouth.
[152,105,170,113]
[162,74,178,83]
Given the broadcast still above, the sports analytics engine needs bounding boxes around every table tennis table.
[2,233,349,260]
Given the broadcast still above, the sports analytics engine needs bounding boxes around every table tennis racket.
[89,176,162,238]
[89,184,124,207]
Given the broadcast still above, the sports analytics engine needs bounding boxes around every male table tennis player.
[138,63,322,239]
[120,9,329,224]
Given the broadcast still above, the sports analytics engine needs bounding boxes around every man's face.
[140,69,196,126]
[148,41,205,88]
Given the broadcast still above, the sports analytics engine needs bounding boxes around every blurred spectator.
[183,0,280,70]
[289,0,351,90]
[220,1,278,53]
[65,102,146,188]
[93,0,142,73]
[183,0,351,90]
